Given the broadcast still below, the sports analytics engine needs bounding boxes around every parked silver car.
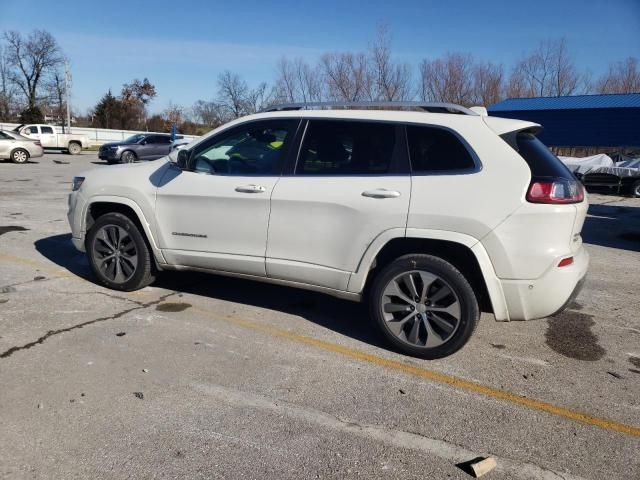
[0,130,44,163]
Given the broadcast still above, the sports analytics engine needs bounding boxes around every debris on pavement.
[457,456,497,478]
[115,332,126,337]
[133,392,144,400]
[142,368,149,373]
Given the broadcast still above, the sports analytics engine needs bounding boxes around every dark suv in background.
[98,134,173,164]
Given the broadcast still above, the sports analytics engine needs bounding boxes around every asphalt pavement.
[1,152,639,479]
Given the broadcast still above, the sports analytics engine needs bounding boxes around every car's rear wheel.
[86,213,155,291]
[11,148,29,164]
[121,150,136,163]
[369,254,479,359]
[68,142,82,155]
[631,180,640,198]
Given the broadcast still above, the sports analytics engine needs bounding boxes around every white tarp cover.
[559,154,615,174]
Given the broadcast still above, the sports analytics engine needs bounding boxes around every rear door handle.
[362,189,401,199]
[235,184,266,194]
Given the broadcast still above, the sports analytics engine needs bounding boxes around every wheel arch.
[349,230,509,320]
[84,197,165,266]
[10,147,30,161]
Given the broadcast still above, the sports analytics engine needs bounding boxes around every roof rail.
[261,101,478,116]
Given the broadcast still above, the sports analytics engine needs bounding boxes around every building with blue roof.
[488,93,640,152]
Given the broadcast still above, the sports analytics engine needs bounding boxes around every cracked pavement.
[1,153,639,479]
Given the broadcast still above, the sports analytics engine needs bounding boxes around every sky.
[1,0,639,114]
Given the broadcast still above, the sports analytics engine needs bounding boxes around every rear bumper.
[499,246,589,320]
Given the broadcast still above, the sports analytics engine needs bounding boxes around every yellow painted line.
[192,306,640,438]
[0,253,75,278]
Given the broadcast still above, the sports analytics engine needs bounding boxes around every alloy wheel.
[380,270,461,348]
[92,224,138,283]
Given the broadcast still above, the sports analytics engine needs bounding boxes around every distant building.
[488,93,640,156]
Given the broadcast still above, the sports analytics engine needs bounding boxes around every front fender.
[82,195,166,265]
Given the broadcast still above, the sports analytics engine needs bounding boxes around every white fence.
[0,122,200,146]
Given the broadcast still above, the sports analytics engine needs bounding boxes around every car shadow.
[582,203,640,252]
[34,233,386,349]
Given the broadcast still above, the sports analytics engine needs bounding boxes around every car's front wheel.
[121,150,136,163]
[369,254,479,359]
[631,180,640,198]
[86,213,155,291]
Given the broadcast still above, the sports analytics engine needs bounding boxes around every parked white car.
[0,129,44,163]
[67,102,589,358]
[14,124,89,154]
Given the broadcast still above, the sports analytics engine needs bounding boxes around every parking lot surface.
[1,152,639,479]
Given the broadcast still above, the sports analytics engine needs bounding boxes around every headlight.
[72,176,85,191]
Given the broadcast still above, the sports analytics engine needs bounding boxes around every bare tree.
[596,57,640,94]
[369,25,412,101]
[217,70,249,118]
[244,81,273,113]
[0,45,17,121]
[509,38,582,97]
[274,58,322,103]
[46,69,66,130]
[320,52,372,101]
[419,53,475,105]
[192,99,225,128]
[472,61,504,106]
[3,30,63,110]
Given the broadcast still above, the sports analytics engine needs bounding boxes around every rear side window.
[41,126,54,134]
[297,120,396,175]
[407,125,476,173]
[512,133,574,179]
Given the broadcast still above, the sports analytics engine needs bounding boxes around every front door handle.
[235,184,266,194]
[362,189,401,199]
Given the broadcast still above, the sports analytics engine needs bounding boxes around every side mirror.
[176,149,190,169]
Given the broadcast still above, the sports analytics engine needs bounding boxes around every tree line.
[1,28,639,135]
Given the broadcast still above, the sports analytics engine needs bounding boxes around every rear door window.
[296,120,397,175]
[406,125,477,173]
[41,126,54,134]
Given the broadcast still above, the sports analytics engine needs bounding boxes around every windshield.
[123,134,146,144]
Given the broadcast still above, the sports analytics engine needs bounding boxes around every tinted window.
[157,136,172,144]
[41,126,54,134]
[513,133,574,179]
[26,126,38,134]
[0,131,11,140]
[192,120,297,175]
[297,120,396,175]
[407,126,476,172]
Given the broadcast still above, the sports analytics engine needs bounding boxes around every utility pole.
[64,59,72,133]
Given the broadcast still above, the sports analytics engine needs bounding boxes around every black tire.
[86,212,155,291]
[369,254,479,359]
[632,180,640,198]
[121,150,136,163]
[11,148,29,164]
[68,142,82,155]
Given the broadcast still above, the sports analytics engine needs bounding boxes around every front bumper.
[499,246,589,320]
[67,190,87,252]
[98,149,120,160]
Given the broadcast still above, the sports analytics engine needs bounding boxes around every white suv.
[67,102,589,358]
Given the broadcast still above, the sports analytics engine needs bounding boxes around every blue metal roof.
[489,93,640,112]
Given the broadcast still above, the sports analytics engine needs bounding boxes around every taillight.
[526,177,584,204]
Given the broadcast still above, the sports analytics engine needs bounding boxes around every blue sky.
[2,0,639,114]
